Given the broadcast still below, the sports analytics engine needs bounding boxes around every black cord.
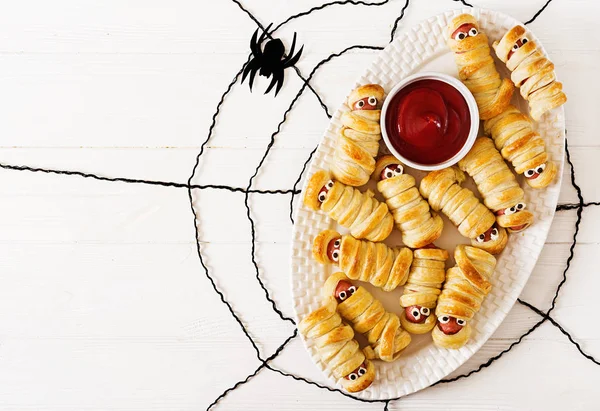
[525,0,554,25]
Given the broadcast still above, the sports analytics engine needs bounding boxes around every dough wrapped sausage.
[446,14,513,120]
[298,297,376,392]
[483,105,558,189]
[420,167,508,255]
[331,84,384,186]
[323,272,412,362]
[458,137,534,232]
[304,170,394,242]
[493,25,567,121]
[313,229,413,292]
[432,245,497,349]
[373,156,444,248]
[399,246,449,334]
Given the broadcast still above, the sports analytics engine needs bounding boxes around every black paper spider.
[241,25,303,97]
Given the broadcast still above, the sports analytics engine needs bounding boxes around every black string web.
[4,0,597,409]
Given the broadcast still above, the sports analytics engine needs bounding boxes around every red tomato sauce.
[385,79,470,165]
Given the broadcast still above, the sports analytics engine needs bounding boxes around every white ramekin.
[380,72,479,171]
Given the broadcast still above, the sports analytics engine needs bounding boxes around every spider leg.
[257,23,273,47]
[265,66,284,96]
[241,59,261,91]
[250,28,262,58]
[282,35,303,68]
[286,32,297,61]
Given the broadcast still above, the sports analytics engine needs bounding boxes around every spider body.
[242,25,303,96]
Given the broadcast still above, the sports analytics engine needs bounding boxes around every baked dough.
[446,14,513,120]
[374,156,444,248]
[432,245,497,349]
[484,105,557,189]
[303,170,394,242]
[331,84,384,186]
[298,296,376,392]
[313,229,413,292]
[399,247,449,334]
[458,137,534,232]
[493,25,567,121]
[323,272,411,362]
[420,167,508,255]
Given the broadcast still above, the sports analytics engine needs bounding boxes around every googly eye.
[468,28,478,37]
[454,32,467,41]
[536,166,544,174]
[476,233,485,243]
[334,239,340,247]
[456,319,466,326]
[438,316,450,324]
[358,367,367,376]
[420,307,430,316]
[368,96,377,106]
[318,192,326,202]
[516,202,526,211]
[411,308,421,321]
[525,169,536,178]
[348,286,356,295]
[348,373,358,381]
[356,100,365,108]
[331,250,339,262]
[505,206,516,216]
[394,165,404,176]
[327,180,334,188]
[338,291,347,301]
[521,37,528,44]
[512,43,519,51]
[491,228,499,241]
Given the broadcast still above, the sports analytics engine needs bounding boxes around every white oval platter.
[290,7,565,400]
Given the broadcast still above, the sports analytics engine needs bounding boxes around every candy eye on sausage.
[338,290,347,301]
[368,96,377,106]
[454,32,467,41]
[420,307,430,316]
[438,315,450,324]
[411,308,421,321]
[358,367,367,376]
[456,319,466,326]
[468,28,478,36]
[490,227,499,241]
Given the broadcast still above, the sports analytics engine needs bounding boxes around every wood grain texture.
[0,0,597,409]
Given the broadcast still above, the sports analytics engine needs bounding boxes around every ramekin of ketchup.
[380,72,479,171]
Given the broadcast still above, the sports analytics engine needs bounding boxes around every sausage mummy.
[323,272,412,362]
[432,245,497,349]
[331,84,384,186]
[420,167,508,255]
[373,155,444,249]
[303,170,394,242]
[493,25,567,121]
[313,229,413,292]
[484,105,558,189]
[446,14,514,120]
[458,137,534,232]
[298,296,376,392]
[399,246,449,334]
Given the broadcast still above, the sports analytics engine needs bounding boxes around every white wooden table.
[0,1,598,409]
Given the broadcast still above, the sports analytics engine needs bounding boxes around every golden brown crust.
[483,105,557,189]
[446,14,514,120]
[433,246,496,349]
[304,171,394,241]
[313,230,413,291]
[375,155,444,248]
[459,137,534,231]
[299,297,375,392]
[331,84,384,186]
[323,273,411,362]
[399,246,449,334]
[303,170,332,211]
[493,26,566,120]
[420,167,506,254]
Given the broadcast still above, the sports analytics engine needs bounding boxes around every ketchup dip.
[384,78,471,166]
